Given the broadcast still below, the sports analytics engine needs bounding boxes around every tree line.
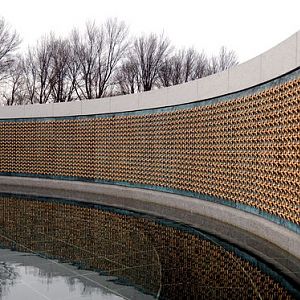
[0,17,238,106]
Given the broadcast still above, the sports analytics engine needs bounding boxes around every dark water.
[0,193,299,299]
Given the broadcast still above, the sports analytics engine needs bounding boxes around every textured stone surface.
[53,100,82,117]
[261,33,297,81]
[228,56,262,92]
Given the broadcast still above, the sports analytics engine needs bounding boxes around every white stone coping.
[0,31,299,119]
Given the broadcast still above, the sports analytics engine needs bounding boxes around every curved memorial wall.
[0,32,299,255]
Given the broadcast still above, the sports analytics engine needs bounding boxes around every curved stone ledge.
[0,31,299,119]
[0,176,299,261]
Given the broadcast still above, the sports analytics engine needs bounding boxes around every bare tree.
[207,46,238,74]
[0,17,21,82]
[158,58,173,87]
[66,30,83,100]
[181,48,197,82]
[207,55,219,75]
[1,55,25,105]
[72,18,128,99]
[133,33,171,91]
[217,46,238,70]
[0,17,239,104]
[170,51,184,85]
[158,48,208,87]
[103,18,129,95]
[172,48,201,84]
[35,36,55,104]
[159,46,238,87]
[50,37,77,102]
[70,24,101,99]
[23,35,56,104]
[114,56,141,94]
[191,51,209,79]
[23,49,38,104]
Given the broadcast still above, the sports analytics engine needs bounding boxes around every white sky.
[1,0,300,63]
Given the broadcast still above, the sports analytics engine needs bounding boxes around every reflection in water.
[0,194,298,299]
[0,261,19,298]
[0,249,126,300]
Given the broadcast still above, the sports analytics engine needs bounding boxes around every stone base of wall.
[0,175,299,263]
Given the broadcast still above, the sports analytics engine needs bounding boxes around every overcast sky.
[1,0,300,63]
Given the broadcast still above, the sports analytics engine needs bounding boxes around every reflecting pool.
[0,249,130,299]
[0,193,299,299]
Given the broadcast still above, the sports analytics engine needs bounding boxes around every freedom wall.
[0,32,299,258]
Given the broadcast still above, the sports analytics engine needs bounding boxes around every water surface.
[0,193,299,299]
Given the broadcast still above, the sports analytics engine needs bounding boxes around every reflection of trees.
[20,257,112,296]
[0,262,19,297]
